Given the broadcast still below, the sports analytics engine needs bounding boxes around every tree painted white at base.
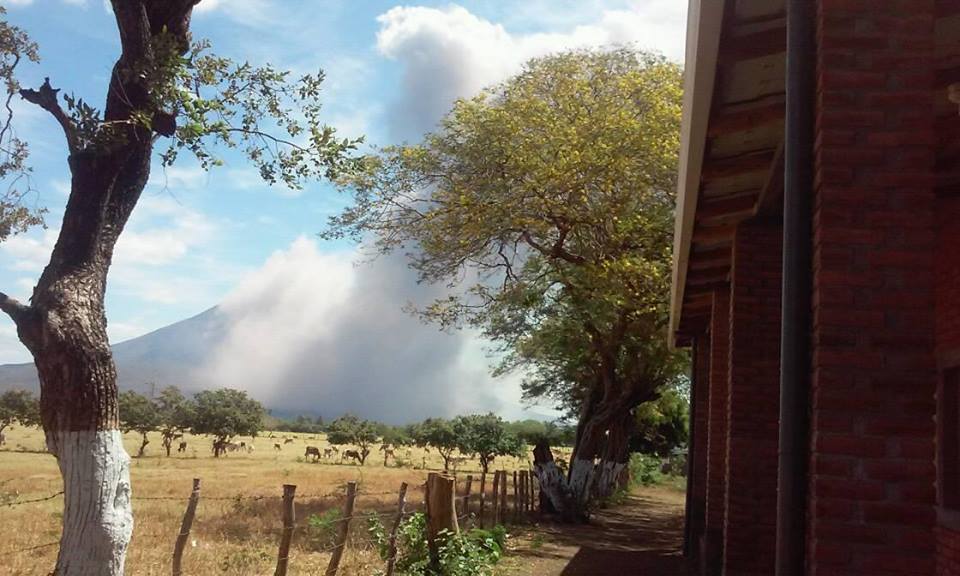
[594,460,626,499]
[48,430,133,576]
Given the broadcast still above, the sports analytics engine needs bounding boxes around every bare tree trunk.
[137,433,150,458]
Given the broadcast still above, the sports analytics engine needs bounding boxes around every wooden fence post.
[500,471,508,523]
[479,472,486,528]
[425,473,459,562]
[519,471,526,517]
[512,471,519,523]
[385,482,408,576]
[172,478,200,576]
[325,481,357,576]
[492,471,501,525]
[274,484,297,576]
[461,475,472,520]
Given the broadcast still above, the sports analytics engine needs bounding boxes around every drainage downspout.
[683,337,699,558]
[776,0,814,575]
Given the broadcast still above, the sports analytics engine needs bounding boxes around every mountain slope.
[0,306,227,395]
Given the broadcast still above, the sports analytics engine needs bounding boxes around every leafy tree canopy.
[191,388,264,444]
[326,414,378,464]
[118,390,162,457]
[324,47,687,430]
[0,8,44,241]
[453,413,523,473]
[0,388,40,434]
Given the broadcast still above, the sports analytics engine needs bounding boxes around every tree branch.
[0,291,30,326]
[19,78,77,153]
[520,230,586,265]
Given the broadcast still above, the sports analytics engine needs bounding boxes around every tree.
[0,389,40,438]
[410,418,458,472]
[154,386,194,457]
[118,391,160,458]
[326,414,378,465]
[191,389,264,458]
[0,8,45,242]
[325,48,685,519]
[0,4,358,571]
[454,413,523,474]
[632,380,689,457]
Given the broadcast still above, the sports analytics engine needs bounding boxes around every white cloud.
[376,2,686,139]
[1,228,57,272]
[114,196,217,267]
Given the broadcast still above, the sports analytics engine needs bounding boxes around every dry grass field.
[0,426,564,576]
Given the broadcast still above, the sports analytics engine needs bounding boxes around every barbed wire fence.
[0,469,541,574]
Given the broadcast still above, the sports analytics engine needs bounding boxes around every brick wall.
[703,287,730,575]
[723,220,782,575]
[810,1,938,574]
[936,197,960,575]
[688,331,711,563]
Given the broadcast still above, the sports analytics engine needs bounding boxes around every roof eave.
[669,0,726,348]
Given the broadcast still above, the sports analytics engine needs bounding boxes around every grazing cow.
[224,442,240,453]
[274,443,282,451]
[323,447,335,459]
[177,441,188,453]
[284,438,294,444]
[305,446,321,462]
[342,449,363,465]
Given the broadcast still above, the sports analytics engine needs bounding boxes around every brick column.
[936,197,960,576]
[810,1,938,574]
[723,220,782,575]
[688,330,711,563]
[703,287,730,575]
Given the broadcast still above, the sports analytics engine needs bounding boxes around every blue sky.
[0,0,686,420]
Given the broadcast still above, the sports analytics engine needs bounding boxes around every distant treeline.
[266,413,577,447]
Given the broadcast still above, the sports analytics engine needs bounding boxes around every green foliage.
[0,389,39,433]
[380,425,413,447]
[119,390,162,457]
[632,381,690,456]
[368,512,506,576]
[326,414,378,464]
[453,413,523,473]
[191,388,265,447]
[0,8,44,241]
[153,38,363,188]
[409,418,459,471]
[304,509,342,551]
[503,419,575,447]
[628,453,663,487]
[118,391,161,435]
[325,47,687,430]
[153,385,195,455]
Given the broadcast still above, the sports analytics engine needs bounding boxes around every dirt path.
[501,486,691,576]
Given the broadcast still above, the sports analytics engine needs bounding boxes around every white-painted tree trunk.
[533,459,570,516]
[567,458,597,508]
[594,460,627,499]
[49,430,133,576]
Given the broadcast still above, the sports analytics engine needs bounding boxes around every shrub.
[367,512,505,575]
[305,509,343,551]
[629,453,663,487]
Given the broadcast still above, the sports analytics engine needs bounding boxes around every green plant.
[305,509,343,551]
[629,453,663,487]
[367,513,505,575]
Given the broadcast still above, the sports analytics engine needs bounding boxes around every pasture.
[0,426,569,575]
